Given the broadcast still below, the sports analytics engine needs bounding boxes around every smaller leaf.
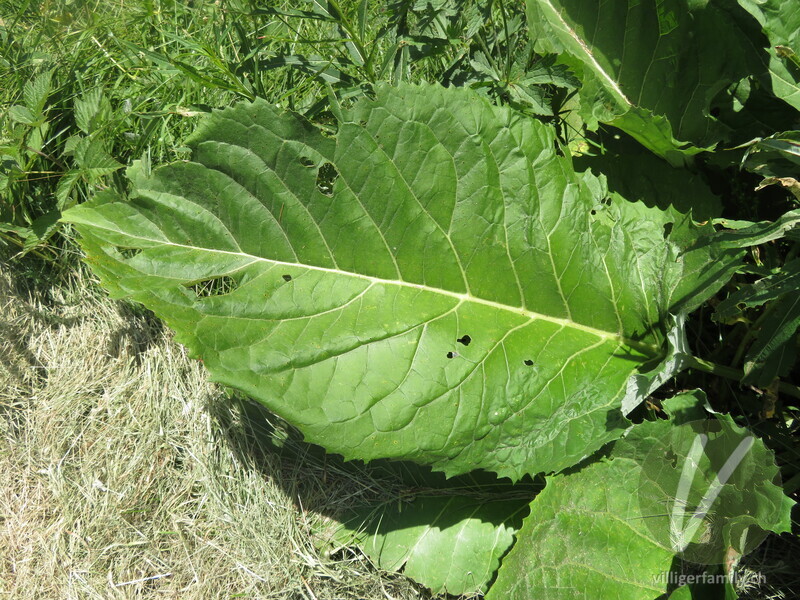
[21,209,61,255]
[23,70,52,115]
[0,221,31,237]
[741,130,800,183]
[335,495,528,595]
[74,89,112,134]
[756,132,800,160]
[71,136,123,176]
[8,105,38,126]
[56,170,83,209]
[519,61,579,89]
[507,84,552,115]
[735,0,800,111]
[486,450,675,600]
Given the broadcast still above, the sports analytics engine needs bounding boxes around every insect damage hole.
[282,274,292,282]
[116,247,142,259]
[523,359,534,366]
[187,275,238,298]
[316,162,339,197]
[457,335,471,346]
[299,156,315,168]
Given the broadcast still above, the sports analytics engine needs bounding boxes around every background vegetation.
[1,0,798,598]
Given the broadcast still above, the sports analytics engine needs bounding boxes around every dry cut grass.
[0,266,431,600]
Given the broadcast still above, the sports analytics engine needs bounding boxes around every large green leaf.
[487,392,794,599]
[62,84,740,480]
[738,0,800,110]
[526,0,766,164]
[486,441,676,599]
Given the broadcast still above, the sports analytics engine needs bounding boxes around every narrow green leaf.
[711,209,800,248]
[251,6,336,22]
[357,0,368,41]
[259,54,357,85]
[743,293,800,386]
[715,259,800,320]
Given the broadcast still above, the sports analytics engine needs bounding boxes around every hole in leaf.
[187,275,238,298]
[116,247,141,259]
[663,222,673,239]
[665,448,678,468]
[737,301,747,311]
[523,359,534,366]
[446,351,456,359]
[590,209,596,216]
[282,274,292,282]
[316,162,339,197]
[457,335,471,346]
[299,156,315,168]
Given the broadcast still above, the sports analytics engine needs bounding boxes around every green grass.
[0,0,356,263]
[0,0,539,268]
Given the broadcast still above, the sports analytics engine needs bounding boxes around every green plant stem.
[328,0,373,81]
[0,231,54,261]
[686,355,800,400]
[25,145,66,170]
[497,0,514,78]
[731,299,779,367]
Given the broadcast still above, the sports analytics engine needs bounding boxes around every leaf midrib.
[89,221,660,357]
[537,0,632,108]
